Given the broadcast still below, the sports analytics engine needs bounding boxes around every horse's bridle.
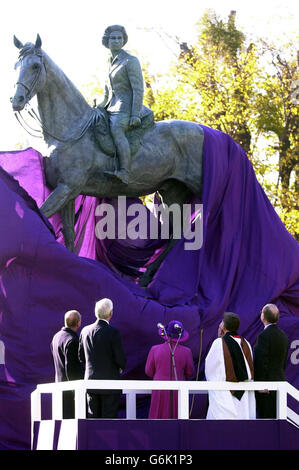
[15,49,45,104]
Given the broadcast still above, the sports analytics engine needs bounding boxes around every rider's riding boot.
[105,163,130,184]
[105,141,131,184]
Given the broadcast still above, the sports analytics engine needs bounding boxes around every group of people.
[205,305,289,420]
[145,303,289,420]
[51,298,289,421]
[51,298,126,419]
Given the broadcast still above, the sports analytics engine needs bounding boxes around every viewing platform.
[31,379,299,450]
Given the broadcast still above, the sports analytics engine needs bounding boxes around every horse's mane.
[17,42,40,60]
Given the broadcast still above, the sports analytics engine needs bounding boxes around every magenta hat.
[159,320,189,342]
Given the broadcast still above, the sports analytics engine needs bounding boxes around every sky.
[0,0,298,151]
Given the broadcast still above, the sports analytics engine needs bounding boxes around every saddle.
[91,105,154,157]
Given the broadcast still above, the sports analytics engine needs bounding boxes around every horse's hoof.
[138,274,151,288]
[117,171,129,185]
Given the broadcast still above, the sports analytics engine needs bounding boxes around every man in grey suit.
[99,25,144,184]
[78,298,126,418]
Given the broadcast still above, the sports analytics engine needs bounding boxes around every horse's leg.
[41,183,80,252]
[138,238,179,288]
[60,199,75,252]
[139,180,192,287]
[40,183,74,218]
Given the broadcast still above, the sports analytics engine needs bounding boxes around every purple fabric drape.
[0,123,298,449]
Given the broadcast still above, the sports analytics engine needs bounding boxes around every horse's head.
[11,34,47,111]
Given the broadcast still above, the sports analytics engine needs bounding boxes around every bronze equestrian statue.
[11,31,204,287]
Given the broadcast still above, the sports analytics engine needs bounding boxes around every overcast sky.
[0,0,298,150]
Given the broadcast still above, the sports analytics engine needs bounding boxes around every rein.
[25,105,96,143]
[15,105,96,144]
[14,109,43,139]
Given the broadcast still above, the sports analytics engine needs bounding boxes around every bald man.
[51,310,84,418]
[254,304,289,419]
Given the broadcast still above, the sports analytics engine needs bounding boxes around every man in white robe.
[205,312,256,419]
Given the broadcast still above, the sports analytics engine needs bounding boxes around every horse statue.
[11,34,204,287]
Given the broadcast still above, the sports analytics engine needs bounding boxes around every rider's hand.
[129,116,141,128]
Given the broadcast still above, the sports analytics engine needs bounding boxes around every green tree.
[83,11,299,239]
[79,71,103,107]
[254,41,299,237]
[146,10,259,156]
[143,10,298,239]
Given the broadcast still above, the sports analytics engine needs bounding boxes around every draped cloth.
[0,123,298,448]
[205,336,256,419]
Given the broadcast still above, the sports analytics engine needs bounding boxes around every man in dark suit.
[78,298,126,418]
[254,303,289,419]
[51,310,84,418]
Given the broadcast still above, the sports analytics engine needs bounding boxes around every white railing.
[31,379,299,426]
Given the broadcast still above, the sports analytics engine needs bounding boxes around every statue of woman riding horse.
[11,29,204,287]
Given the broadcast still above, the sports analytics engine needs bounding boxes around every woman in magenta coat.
[145,320,194,419]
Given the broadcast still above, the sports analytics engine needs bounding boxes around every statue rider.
[99,25,144,185]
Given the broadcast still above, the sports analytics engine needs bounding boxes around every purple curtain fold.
[0,125,298,449]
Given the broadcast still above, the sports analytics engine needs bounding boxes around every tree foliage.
[83,10,298,240]
[143,10,299,240]
[146,10,258,155]
[254,41,299,235]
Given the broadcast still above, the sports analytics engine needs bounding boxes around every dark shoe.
[117,170,130,184]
